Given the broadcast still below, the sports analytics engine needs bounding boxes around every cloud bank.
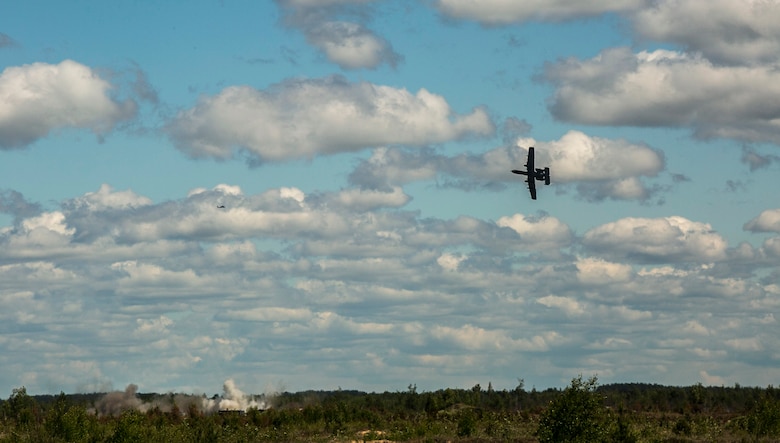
[2,184,779,393]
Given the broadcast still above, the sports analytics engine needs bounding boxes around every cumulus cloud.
[307,21,402,69]
[761,237,780,257]
[517,130,664,201]
[576,257,633,285]
[350,130,664,201]
[583,216,729,262]
[496,213,573,248]
[166,76,494,162]
[521,131,663,182]
[744,208,780,233]
[68,184,152,211]
[0,60,136,149]
[434,0,645,24]
[537,294,585,316]
[545,48,780,145]
[631,0,780,66]
[275,0,402,70]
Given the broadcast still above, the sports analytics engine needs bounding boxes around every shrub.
[740,395,780,437]
[536,375,609,443]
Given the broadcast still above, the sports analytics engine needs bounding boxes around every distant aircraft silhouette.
[217,205,226,209]
[511,147,550,200]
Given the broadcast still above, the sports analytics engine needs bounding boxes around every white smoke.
[90,379,270,416]
[92,384,144,416]
[201,379,267,413]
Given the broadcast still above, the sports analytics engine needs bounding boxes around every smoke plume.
[90,379,271,416]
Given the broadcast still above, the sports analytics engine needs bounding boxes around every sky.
[2,0,780,397]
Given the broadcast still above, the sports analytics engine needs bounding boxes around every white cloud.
[22,212,74,236]
[434,0,643,24]
[222,307,314,322]
[744,208,780,233]
[7,212,75,250]
[111,261,216,294]
[275,0,401,70]
[545,48,780,145]
[576,257,633,285]
[632,0,780,65]
[608,305,652,322]
[166,76,493,162]
[585,337,632,350]
[0,60,135,149]
[762,237,780,257]
[71,184,152,210]
[308,21,399,70]
[682,320,711,336]
[279,187,304,203]
[350,131,664,201]
[431,324,554,352]
[699,370,727,386]
[519,130,663,182]
[437,252,464,271]
[537,295,585,316]
[724,336,763,352]
[583,216,729,262]
[134,316,174,337]
[325,186,410,211]
[496,213,573,247]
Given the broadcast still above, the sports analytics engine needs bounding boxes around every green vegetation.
[3,378,780,442]
[536,375,611,442]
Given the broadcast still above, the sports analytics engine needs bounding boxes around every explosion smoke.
[91,379,270,417]
[92,384,144,416]
[201,378,267,413]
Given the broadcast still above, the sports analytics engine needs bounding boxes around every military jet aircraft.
[217,205,226,209]
[511,147,550,200]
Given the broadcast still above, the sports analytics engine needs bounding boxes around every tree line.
[2,377,780,442]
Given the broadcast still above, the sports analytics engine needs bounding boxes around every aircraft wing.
[527,176,537,200]
[526,147,536,199]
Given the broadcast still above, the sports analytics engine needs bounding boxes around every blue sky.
[2,0,780,397]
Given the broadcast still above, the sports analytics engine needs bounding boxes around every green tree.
[44,392,95,441]
[741,394,780,438]
[108,410,147,443]
[3,387,39,428]
[536,375,610,443]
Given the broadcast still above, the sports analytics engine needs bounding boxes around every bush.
[536,375,610,443]
[739,395,780,437]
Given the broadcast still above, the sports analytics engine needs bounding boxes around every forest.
[2,376,780,442]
